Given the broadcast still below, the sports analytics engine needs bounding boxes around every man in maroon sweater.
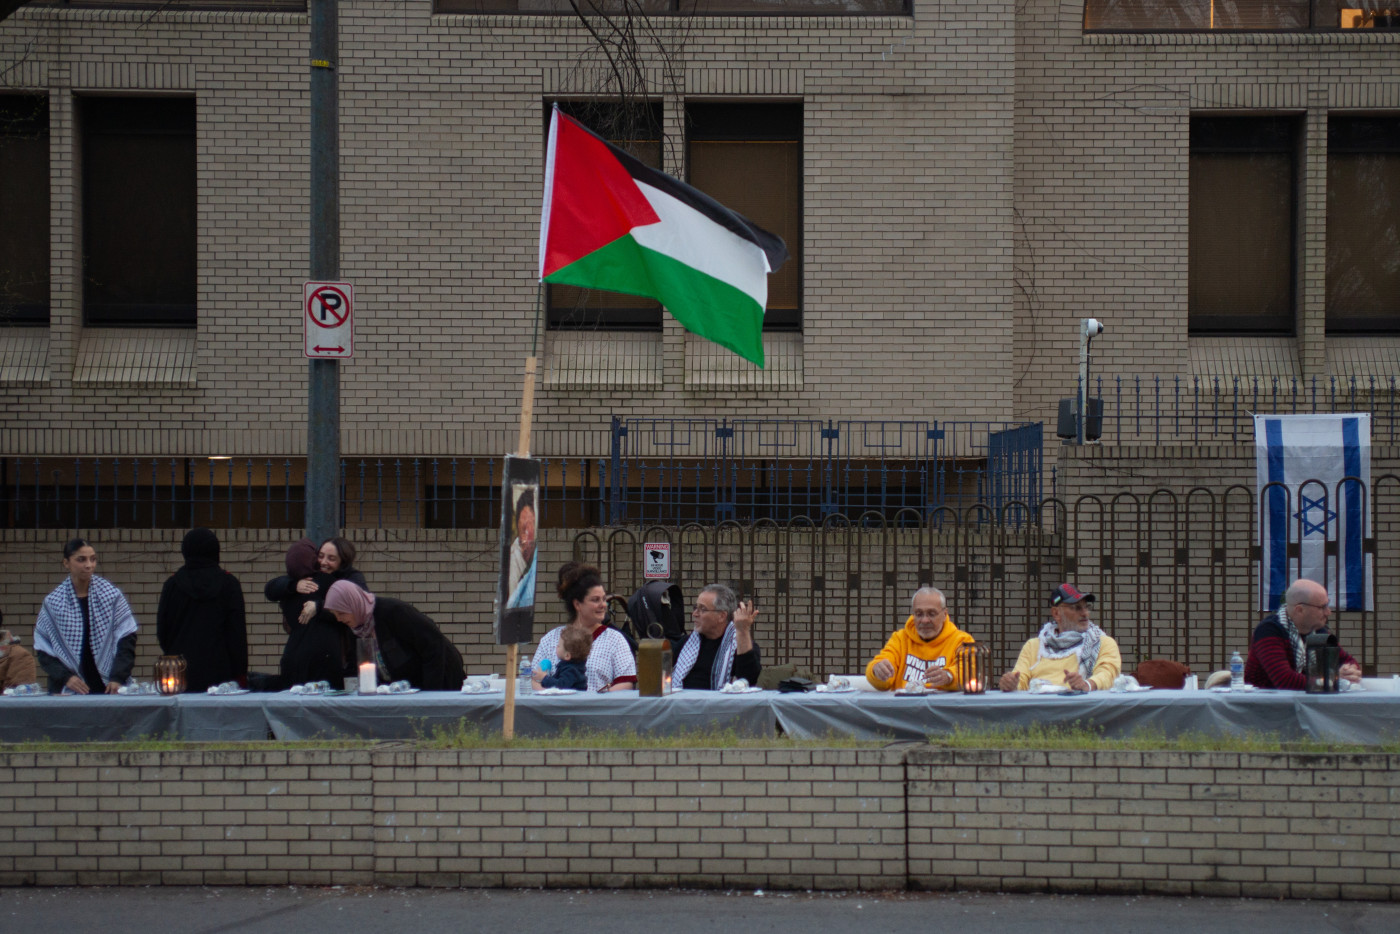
[1245,578,1362,689]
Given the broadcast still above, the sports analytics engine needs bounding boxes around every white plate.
[207,688,251,696]
[533,687,578,696]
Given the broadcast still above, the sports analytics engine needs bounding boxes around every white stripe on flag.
[1254,414,1372,612]
[632,181,770,309]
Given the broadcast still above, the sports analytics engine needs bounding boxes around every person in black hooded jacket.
[156,528,248,692]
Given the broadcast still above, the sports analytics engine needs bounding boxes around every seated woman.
[157,527,248,693]
[267,538,351,687]
[34,538,139,695]
[324,580,465,691]
[530,562,636,692]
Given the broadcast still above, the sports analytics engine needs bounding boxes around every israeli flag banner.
[1254,414,1372,612]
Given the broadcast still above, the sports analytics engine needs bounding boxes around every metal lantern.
[155,655,187,695]
[637,636,673,696]
[1305,631,1340,694]
[956,642,990,694]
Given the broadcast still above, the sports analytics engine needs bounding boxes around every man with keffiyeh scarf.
[998,583,1121,693]
[672,583,761,691]
[1245,578,1361,690]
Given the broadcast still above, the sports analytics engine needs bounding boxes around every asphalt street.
[3,887,1400,934]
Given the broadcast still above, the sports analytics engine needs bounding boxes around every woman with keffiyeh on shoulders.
[34,538,139,695]
[998,583,1121,693]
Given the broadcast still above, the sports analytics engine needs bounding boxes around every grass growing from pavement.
[415,721,881,750]
[931,722,1400,753]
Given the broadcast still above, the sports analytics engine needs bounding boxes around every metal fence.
[573,477,1400,680]
[606,416,1043,525]
[1087,375,1400,445]
[1,419,1044,530]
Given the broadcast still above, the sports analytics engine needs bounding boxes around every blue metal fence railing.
[605,416,1044,526]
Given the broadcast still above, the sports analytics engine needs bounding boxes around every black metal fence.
[1088,375,1400,445]
[573,478,1400,680]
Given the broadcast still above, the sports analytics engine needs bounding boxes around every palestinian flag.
[538,105,789,368]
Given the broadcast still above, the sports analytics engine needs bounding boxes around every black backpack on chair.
[617,581,688,651]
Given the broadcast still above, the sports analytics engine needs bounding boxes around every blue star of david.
[1295,494,1337,537]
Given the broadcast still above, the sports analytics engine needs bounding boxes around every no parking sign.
[304,281,354,358]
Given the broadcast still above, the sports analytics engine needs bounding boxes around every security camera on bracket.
[1056,318,1105,444]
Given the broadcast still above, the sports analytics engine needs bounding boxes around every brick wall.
[3,745,1398,898]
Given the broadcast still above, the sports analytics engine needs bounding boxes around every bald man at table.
[865,587,975,691]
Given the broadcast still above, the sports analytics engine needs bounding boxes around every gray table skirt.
[769,689,1400,743]
[4,688,1399,745]
[0,689,777,742]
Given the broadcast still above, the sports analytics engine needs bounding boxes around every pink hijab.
[325,580,377,637]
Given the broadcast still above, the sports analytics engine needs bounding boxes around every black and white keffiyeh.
[34,575,138,683]
[1278,604,1307,671]
[672,622,738,691]
[1036,619,1103,680]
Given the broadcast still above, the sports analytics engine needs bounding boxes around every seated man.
[0,611,38,690]
[998,583,1121,692]
[672,584,760,690]
[865,587,974,691]
[1245,578,1361,689]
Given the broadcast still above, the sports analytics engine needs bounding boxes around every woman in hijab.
[156,528,248,693]
[267,538,351,686]
[34,538,139,695]
[323,581,464,691]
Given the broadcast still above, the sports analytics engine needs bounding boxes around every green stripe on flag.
[545,235,766,367]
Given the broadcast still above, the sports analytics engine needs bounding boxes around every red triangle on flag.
[541,111,661,279]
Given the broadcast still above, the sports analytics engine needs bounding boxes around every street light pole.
[307,0,340,543]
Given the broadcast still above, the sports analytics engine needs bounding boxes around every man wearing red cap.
[998,584,1121,692]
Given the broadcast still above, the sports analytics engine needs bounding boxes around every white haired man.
[865,587,975,692]
[672,583,761,690]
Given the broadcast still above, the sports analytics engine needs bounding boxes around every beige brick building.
[2,2,1398,678]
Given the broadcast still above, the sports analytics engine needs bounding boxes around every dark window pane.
[687,102,802,331]
[546,101,665,331]
[1085,0,1321,29]
[1189,116,1297,335]
[1327,117,1400,333]
[438,0,906,13]
[82,97,197,328]
[0,94,50,327]
[37,0,304,8]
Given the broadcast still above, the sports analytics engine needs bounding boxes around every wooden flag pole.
[503,289,543,741]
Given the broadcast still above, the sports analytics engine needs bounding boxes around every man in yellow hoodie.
[865,587,975,691]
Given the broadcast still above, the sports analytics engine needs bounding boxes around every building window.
[686,101,801,331]
[1327,116,1400,334]
[439,0,908,15]
[1189,116,1298,335]
[81,97,197,328]
[0,94,49,327]
[546,100,665,331]
[1084,0,1336,30]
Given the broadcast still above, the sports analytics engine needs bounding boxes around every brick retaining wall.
[3,746,1398,899]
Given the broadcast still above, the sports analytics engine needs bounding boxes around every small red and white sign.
[304,281,354,358]
[643,542,671,580]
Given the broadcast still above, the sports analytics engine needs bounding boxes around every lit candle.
[358,661,376,694]
[966,679,981,693]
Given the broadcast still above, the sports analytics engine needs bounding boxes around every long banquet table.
[4,687,1400,745]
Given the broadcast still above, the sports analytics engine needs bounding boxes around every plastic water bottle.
[1230,651,1244,690]
[518,657,533,695]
